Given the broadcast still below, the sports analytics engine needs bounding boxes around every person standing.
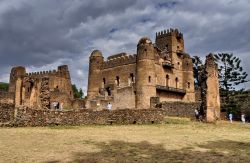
[241,114,246,124]
[229,113,233,123]
[107,102,112,111]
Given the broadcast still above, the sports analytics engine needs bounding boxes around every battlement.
[25,65,69,77]
[155,28,183,39]
[103,53,136,69]
[26,70,57,76]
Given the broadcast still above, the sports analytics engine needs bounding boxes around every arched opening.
[102,78,106,88]
[106,87,111,96]
[175,77,179,88]
[187,82,191,89]
[166,75,169,87]
[116,76,120,86]
[148,76,151,83]
[130,73,134,83]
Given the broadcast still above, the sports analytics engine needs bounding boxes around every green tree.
[214,53,248,96]
[0,82,9,91]
[71,84,84,99]
[192,56,203,88]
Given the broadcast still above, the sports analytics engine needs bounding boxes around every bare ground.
[0,117,250,163]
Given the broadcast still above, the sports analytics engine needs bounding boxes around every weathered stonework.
[87,28,195,110]
[6,65,85,109]
[204,54,221,122]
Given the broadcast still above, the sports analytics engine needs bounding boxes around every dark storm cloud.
[0,0,250,90]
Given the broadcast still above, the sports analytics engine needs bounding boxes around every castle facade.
[87,29,195,109]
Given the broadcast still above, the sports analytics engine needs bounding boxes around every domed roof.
[138,37,152,45]
[90,50,103,57]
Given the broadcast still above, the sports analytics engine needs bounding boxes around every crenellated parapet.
[103,53,136,69]
[25,65,69,78]
[156,28,183,39]
[26,70,57,77]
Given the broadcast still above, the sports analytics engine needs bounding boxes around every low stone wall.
[0,101,200,127]
[9,107,164,127]
[157,101,201,118]
[0,103,15,123]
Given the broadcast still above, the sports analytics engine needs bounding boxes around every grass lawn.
[0,117,250,163]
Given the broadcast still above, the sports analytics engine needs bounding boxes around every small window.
[130,73,134,83]
[177,62,180,65]
[56,86,59,89]
[187,82,191,89]
[148,76,151,83]
[175,77,179,88]
[116,76,120,86]
[144,49,147,52]
[166,75,169,87]
[106,87,111,96]
[103,78,106,85]
[177,46,180,49]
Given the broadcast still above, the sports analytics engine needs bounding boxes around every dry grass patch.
[0,118,249,162]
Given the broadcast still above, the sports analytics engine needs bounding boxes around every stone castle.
[87,29,195,109]
[0,28,221,123]
[5,65,83,109]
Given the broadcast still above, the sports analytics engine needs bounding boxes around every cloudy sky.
[0,0,250,92]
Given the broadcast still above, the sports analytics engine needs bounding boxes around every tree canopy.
[0,82,9,92]
[72,84,84,99]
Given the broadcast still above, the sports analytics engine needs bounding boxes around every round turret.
[90,50,103,58]
[87,50,104,101]
[137,37,152,46]
[136,37,156,109]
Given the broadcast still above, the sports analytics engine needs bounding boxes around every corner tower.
[9,66,26,93]
[136,37,156,109]
[155,28,184,53]
[87,50,104,99]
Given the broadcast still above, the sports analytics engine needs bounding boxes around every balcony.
[162,62,174,68]
[156,85,186,95]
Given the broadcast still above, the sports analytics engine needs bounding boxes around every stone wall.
[151,97,201,118]
[0,91,15,104]
[0,103,15,123]
[1,107,164,127]
[160,102,201,118]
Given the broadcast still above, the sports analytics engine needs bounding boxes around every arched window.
[116,76,120,86]
[166,75,169,87]
[175,77,179,88]
[106,87,111,96]
[148,76,151,83]
[187,82,191,89]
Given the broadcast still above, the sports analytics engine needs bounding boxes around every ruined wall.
[0,91,15,104]
[0,103,15,123]
[114,86,135,109]
[204,54,221,122]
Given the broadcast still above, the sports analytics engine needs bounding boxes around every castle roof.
[90,50,103,57]
[138,37,152,45]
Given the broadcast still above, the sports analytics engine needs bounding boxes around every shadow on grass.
[46,140,250,163]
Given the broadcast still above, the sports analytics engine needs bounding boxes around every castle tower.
[9,66,26,93]
[87,50,104,100]
[136,37,156,109]
[205,54,221,122]
[57,65,73,99]
[155,28,184,53]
